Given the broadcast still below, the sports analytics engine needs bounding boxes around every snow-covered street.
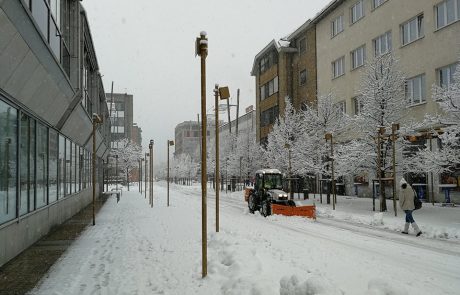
[31,182,460,295]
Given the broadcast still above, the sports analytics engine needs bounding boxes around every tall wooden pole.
[92,114,101,226]
[167,141,170,207]
[391,124,399,217]
[236,89,240,135]
[214,85,220,232]
[197,31,208,278]
[145,153,148,199]
[92,118,97,226]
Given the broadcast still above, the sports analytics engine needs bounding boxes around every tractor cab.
[255,170,283,192]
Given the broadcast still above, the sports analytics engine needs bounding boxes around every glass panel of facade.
[49,129,58,203]
[58,134,65,197]
[19,113,30,216]
[0,100,18,224]
[73,143,77,193]
[65,139,72,195]
[31,0,49,41]
[36,122,48,209]
[49,18,61,61]
[29,119,36,212]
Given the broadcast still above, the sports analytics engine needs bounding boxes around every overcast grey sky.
[83,0,331,161]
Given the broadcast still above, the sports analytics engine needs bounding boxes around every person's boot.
[412,222,422,237]
[402,222,409,234]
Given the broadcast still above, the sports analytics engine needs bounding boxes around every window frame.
[351,45,366,70]
[435,0,460,30]
[299,69,307,86]
[331,15,344,37]
[373,31,392,56]
[401,14,424,46]
[372,0,388,10]
[436,62,458,90]
[351,0,365,24]
[332,56,345,79]
[405,74,427,106]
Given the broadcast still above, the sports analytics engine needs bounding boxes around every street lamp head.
[92,113,102,124]
[218,86,230,100]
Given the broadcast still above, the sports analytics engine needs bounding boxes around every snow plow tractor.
[245,169,316,219]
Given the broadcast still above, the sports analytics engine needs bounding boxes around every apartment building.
[314,0,460,200]
[0,0,111,266]
[251,20,317,144]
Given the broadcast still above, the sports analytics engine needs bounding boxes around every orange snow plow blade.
[271,202,316,220]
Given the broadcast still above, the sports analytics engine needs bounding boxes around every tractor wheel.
[261,200,271,217]
[248,194,257,214]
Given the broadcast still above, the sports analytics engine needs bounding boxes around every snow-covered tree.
[110,138,142,190]
[351,53,408,211]
[298,92,350,177]
[265,98,304,175]
[410,61,460,173]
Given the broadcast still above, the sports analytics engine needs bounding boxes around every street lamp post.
[92,113,102,226]
[284,143,293,199]
[167,140,174,207]
[145,153,148,199]
[325,133,336,210]
[214,84,230,232]
[140,158,144,194]
[149,140,154,207]
[391,123,400,217]
[115,154,119,193]
[196,31,208,278]
[377,127,386,212]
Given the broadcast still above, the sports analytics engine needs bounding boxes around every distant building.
[174,120,217,162]
[106,93,134,146]
[219,108,256,139]
[131,123,143,146]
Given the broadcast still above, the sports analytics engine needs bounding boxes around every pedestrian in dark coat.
[399,178,422,236]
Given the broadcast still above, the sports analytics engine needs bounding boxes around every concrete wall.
[316,0,459,122]
[0,187,100,267]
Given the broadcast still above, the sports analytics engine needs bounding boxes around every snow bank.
[365,278,407,295]
[280,275,343,295]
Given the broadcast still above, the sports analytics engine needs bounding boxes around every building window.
[372,0,387,9]
[298,37,306,54]
[332,56,345,79]
[259,50,278,75]
[58,135,65,197]
[331,15,344,37]
[49,129,58,203]
[260,56,269,74]
[436,0,460,29]
[373,31,392,56]
[437,63,458,89]
[260,76,279,100]
[405,74,426,106]
[351,0,364,24]
[351,45,365,69]
[0,100,18,224]
[260,106,279,127]
[401,14,424,46]
[36,123,48,209]
[336,101,346,115]
[353,96,364,115]
[300,69,307,86]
